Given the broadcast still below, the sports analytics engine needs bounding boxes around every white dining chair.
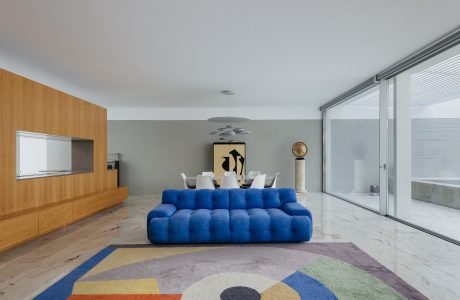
[224,171,236,176]
[196,175,215,190]
[201,171,215,180]
[250,174,266,189]
[266,172,279,188]
[247,170,260,180]
[220,174,239,189]
[180,173,189,189]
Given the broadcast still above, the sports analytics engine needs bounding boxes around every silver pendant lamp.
[208,90,251,142]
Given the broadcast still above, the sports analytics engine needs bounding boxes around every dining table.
[186,175,273,189]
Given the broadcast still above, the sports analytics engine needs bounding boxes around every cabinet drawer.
[38,202,73,234]
[0,213,38,251]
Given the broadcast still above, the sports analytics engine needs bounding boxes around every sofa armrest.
[147,204,177,223]
[281,202,312,219]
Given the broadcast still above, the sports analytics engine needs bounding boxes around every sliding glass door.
[324,85,381,212]
[387,44,460,241]
[324,43,460,243]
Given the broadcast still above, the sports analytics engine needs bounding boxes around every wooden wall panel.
[0,213,38,251]
[0,187,127,252]
[38,202,73,234]
[0,68,128,252]
[0,68,120,216]
[107,170,118,190]
[72,194,103,221]
[72,187,127,221]
[0,71,15,214]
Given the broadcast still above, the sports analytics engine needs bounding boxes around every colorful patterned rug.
[35,243,427,300]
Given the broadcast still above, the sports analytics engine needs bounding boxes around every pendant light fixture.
[208,90,251,142]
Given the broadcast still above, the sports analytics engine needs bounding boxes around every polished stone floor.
[0,193,459,299]
[336,192,460,241]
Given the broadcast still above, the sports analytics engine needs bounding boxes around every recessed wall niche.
[16,131,94,179]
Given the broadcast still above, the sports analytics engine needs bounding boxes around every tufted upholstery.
[147,188,312,244]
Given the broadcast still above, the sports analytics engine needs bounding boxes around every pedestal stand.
[295,158,307,193]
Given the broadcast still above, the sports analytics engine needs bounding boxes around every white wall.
[46,139,72,171]
[18,137,47,175]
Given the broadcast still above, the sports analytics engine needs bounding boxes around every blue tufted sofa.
[147,188,312,244]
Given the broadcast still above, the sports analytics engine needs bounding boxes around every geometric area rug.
[34,243,427,300]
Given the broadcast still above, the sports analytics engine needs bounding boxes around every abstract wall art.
[213,142,246,178]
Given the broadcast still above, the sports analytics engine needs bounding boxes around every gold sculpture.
[292,142,308,158]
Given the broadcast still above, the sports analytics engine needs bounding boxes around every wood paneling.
[0,68,111,216]
[0,187,127,252]
[38,203,73,234]
[0,68,128,252]
[107,170,118,189]
[72,194,105,221]
[73,187,127,221]
[0,213,38,251]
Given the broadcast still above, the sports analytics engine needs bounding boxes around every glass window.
[16,131,94,179]
[326,85,381,211]
[389,45,460,241]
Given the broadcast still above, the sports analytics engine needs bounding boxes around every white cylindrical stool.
[295,158,307,193]
[353,159,366,193]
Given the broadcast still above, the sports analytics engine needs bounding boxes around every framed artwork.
[213,142,246,179]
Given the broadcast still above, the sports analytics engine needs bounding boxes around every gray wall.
[412,118,460,178]
[71,140,94,172]
[108,120,322,195]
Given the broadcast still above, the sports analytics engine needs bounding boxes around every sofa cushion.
[210,209,230,242]
[147,204,176,222]
[229,189,246,209]
[246,189,263,209]
[190,209,212,242]
[248,208,271,242]
[169,209,193,243]
[177,190,196,209]
[212,189,229,209]
[279,188,297,204]
[196,190,213,209]
[281,202,312,219]
[262,189,281,208]
[162,188,296,210]
[162,189,180,206]
[230,209,251,242]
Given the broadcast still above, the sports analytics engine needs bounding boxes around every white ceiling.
[0,0,459,120]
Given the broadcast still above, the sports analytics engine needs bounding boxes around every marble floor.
[1,193,460,299]
[336,192,460,241]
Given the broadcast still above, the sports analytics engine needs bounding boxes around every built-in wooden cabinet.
[0,213,38,251]
[0,186,128,251]
[0,68,128,252]
[38,202,73,234]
